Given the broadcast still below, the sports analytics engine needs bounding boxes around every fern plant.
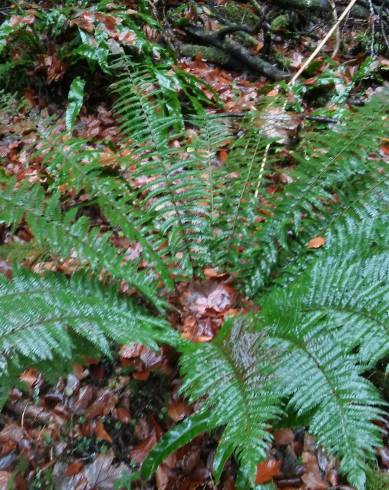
[0,67,388,489]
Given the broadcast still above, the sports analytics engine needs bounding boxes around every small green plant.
[0,63,388,490]
[0,1,216,113]
[30,468,54,490]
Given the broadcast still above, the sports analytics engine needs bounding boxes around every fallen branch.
[7,399,65,427]
[183,26,289,80]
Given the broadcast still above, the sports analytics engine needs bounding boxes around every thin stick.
[329,0,341,58]
[289,0,359,85]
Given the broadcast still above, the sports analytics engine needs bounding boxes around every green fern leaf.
[0,180,164,309]
[245,96,388,294]
[0,268,177,379]
[172,318,281,483]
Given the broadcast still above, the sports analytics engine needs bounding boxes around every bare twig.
[368,0,377,55]
[329,0,341,57]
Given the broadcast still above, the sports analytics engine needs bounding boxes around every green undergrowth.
[0,5,388,487]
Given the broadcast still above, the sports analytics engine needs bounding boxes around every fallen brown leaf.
[64,461,83,476]
[0,471,11,490]
[85,389,118,419]
[256,459,281,484]
[116,407,131,424]
[307,236,326,249]
[130,432,158,465]
[167,401,189,422]
[94,420,112,444]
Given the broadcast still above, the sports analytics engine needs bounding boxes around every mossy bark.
[274,0,368,17]
[180,45,232,66]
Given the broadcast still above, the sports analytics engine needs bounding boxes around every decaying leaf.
[54,451,130,490]
[256,458,281,484]
[307,235,326,249]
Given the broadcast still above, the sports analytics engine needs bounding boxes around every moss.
[271,14,290,31]
[215,1,260,29]
[180,44,231,65]
[235,31,258,48]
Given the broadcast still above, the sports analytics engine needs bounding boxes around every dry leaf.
[64,462,83,476]
[0,471,11,490]
[307,236,326,249]
[302,451,328,489]
[167,401,189,422]
[218,149,228,163]
[85,389,118,419]
[94,420,113,443]
[116,407,131,424]
[274,428,295,446]
[256,459,281,484]
[130,432,158,465]
[19,368,39,388]
[54,451,129,490]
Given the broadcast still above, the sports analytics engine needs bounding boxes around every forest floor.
[0,1,389,489]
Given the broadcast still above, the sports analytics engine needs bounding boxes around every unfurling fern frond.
[0,268,178,402]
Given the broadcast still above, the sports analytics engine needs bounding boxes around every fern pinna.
[0,64,388,489]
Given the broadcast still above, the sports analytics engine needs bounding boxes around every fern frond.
[112,63,196,274]
[0,268,177,379]
[275,210,389,366]
[213,117,274,268]
[44,137,175,289]
[273,320,384,490]
[257,211,389,488]
[244,96,388,294]
[0,180,164,309]
[0,240,48,264]
[178,318,282,482]
[111,66,234,276]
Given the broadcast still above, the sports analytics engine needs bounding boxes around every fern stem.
[227,137,265,253]
[129,75,196,274]
[254,142,270,199]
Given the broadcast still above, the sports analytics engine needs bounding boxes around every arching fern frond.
[265,209,389,368]
[112,67,233,275]
[257,209,389,488]
[0,180,163,309]
[244,96,388,294]
[144,317,282,484]
[272,320,384,490]
[0,268,177,388]
[44,137,175,289]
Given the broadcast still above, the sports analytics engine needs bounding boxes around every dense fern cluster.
[0,62,388,489]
